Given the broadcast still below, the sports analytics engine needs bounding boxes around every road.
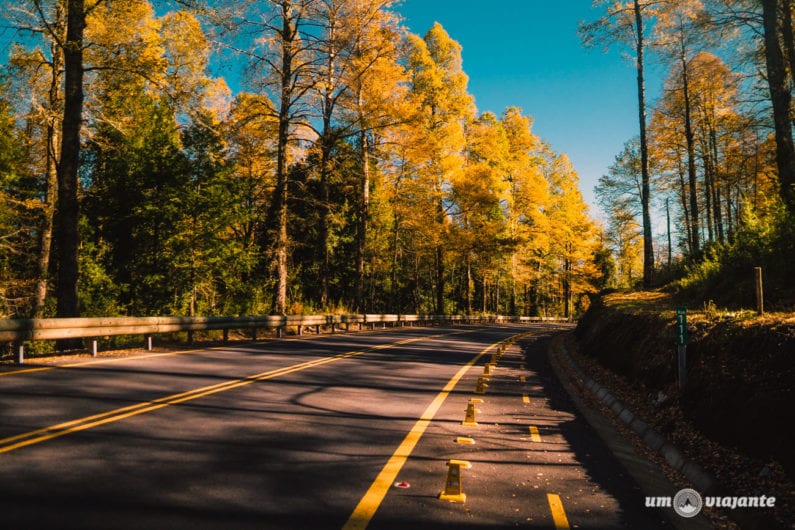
[0,324,672,529]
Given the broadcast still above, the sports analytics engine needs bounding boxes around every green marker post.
[675,307,687,389]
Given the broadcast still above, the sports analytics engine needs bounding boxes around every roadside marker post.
[675,307,687,389]
[439,459,472,503]
[462,398,483,426]
[483,363,494,376]
[475,377,488,394]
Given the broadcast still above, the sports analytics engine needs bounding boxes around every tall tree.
[655,0,711,255]
[581,0,655,286]
[247,0,315,314]
[347,0,404,312]
[761,0,795,211]
[54,0,89,326]
[406,23,474,314]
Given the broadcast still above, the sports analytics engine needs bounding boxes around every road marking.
[0,346,218,377]
[0,327,424,378]
[522,394,530,404]
[529,425,541,442]
[0,333,454,455]
[547,493,571,529]
[342,338,506,530]
[0,366,51,377]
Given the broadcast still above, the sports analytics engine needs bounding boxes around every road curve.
[0,324,671,529]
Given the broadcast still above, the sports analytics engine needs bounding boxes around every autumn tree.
[581,0,655,287]
[406,23,474,314]
[501,107,549,315]
[545,154,600,318]
[0,73,27,317]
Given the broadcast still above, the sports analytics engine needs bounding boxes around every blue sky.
[398,0,657,220]
[0,1,655,221]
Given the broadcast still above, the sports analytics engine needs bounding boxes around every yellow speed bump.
[455,436,475,445]
[462,398,483,426]
[439,459,472,503]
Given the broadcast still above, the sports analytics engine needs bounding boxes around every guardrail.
[1,313,569,364]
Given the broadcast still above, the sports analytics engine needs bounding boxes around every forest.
[586,0,795,307]
[0,0,601,321]
[1,0,794,325]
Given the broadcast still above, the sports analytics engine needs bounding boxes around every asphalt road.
[0,324,673,529]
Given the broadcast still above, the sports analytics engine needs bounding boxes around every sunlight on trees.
[20,0,795,322]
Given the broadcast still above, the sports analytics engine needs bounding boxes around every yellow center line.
[0,366,51,377]
[547,493,571,529]
[0,327,424,378]
[0,333,455,455]
[342,339,502,530]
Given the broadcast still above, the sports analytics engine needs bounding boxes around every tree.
[654,0,713,256]
[761,0,795,211]
[249,0,316,315]
[54,0,90,329]
[545,154,600,318]
[581,0,655,287]
[4,2,65,317]
[406,23,474,314]
[595,140,651,274]
[501,107,549,315]
[0,73,27,317]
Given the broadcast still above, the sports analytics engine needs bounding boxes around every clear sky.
[397,0,652,220]
[0,0,653,221]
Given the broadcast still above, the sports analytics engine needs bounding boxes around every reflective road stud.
[474,377,488,394]
[439,459,472,503]
[462,398,483,426]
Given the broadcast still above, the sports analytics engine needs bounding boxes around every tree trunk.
[33,12,64,319]
[680,34,700,255]
[318,124,331,310]
[435,242,444,314]
[781,0,795,109]
[355,88,370,312]
[54,0,85,334]
[634,0,654,287]
[762,0,795,212]
[270,2,297,315]
[465,255,472,314]
[666,197,672,268]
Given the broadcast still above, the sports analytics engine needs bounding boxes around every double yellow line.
[0,333,452,455]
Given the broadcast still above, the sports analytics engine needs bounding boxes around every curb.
[554,337,717,495]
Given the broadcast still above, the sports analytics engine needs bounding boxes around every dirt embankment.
[574,292,795,479]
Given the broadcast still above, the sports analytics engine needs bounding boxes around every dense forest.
[1,0,794,323]
[0,0,601,321]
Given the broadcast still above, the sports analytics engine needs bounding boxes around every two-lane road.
[0,324,672,529]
